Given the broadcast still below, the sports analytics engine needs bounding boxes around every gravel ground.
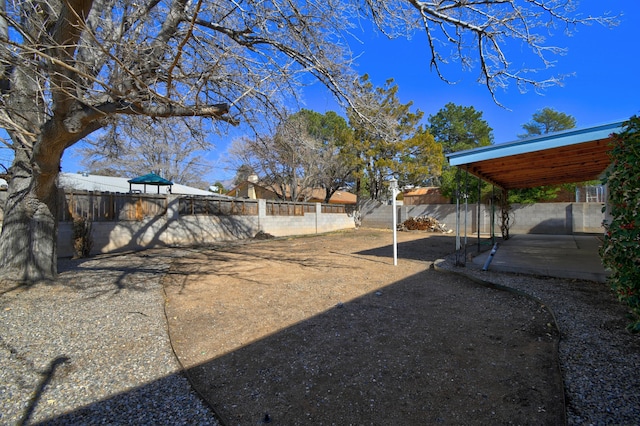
[436,252,640,425]
[1,241,638,425]
[0,249,219,425]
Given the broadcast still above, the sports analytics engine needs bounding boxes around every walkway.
[472,234,608,283]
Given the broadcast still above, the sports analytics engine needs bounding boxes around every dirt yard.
[163,229,564,425]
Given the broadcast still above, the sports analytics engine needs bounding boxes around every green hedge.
[600,116,640,332]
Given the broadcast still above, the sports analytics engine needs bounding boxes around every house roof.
[58,173,215,195]
[227,180,357,204]
[403,187,440,196]
[307,188,357,204]
[446,120,624,190]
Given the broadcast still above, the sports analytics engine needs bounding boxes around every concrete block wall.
[509,203,572,234]
[261,214,318,237]
[58,199,355,257]
[361,200,478,235]
[508,202,606,234]
[317,211,357,234]
[406,204,477,234]
[358,200,394,229]
[360,200,606,236]
[573,202,606,233]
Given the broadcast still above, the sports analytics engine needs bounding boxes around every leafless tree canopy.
[230,113,320,202]
[78,117,214,188]
[364,0,616,103]
[0,1,616,150]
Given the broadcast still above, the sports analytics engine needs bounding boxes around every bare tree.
[0,0,357,280]
[78,117,213,188]
[394,0,617,104]
[230,113,319,201]
[0,0,616,281]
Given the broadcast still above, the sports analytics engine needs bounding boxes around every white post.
[390,178,398,266]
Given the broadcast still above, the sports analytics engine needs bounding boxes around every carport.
[447,120,623,190]
[444,120,625,280]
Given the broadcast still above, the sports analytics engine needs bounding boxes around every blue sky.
[52,2,640,184]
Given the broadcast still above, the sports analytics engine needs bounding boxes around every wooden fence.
[59,191,167,222]
[178,196,258,216]
[58,191,349,222]
[266,200,315,216]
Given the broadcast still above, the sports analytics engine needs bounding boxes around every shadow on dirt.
[178,268,564,425]
[162,231,564,425]
[9,231,563,425]
[355,234,458,261]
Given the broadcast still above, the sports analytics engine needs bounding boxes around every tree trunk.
[0,130,64,282]
[0,173,59,282]
[324,188,331,204]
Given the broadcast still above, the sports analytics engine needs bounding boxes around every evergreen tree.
[427,103,493,201]
[348,75,443,201]
[510,108,577,203]
[519,107,577,138]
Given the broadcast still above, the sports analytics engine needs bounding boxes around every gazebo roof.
[128,173,173,185]
[128,173,173,194]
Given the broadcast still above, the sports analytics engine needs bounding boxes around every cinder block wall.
[358,200,393,229]
[509,203,572,234]
[260,206,356,237]
[58,200,355,257]
[361,201,479,235]
[508,203,606,234]
[572,202,606,233]
[360,200,606,236]
[261,215,317,237]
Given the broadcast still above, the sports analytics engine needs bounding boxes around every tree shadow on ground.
[175,268,564,425]
[6,283,563,426]
[354,233,458,261]
[160,231,564,424]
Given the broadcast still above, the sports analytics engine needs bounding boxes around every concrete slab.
[472,234,609,283]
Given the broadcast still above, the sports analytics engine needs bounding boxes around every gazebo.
[128,173,174,194]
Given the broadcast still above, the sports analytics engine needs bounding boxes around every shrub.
[600,116,640,332]
[72,217,93,259]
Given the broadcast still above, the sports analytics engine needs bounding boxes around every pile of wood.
[398,215,452,233]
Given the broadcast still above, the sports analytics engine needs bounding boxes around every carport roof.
[446,120,625,190]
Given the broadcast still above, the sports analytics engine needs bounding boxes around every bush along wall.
[600,116,640,332]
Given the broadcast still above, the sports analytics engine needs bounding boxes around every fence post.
[167,195,180,220]
[258,199,266,230]
[316,202,321,234]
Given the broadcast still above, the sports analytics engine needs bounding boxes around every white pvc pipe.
[389,178,399,267]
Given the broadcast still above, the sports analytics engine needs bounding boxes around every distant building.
[227,177,356,205]
[402,187,450,205]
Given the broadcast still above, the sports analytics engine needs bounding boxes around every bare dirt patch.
[163,229,564,425]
